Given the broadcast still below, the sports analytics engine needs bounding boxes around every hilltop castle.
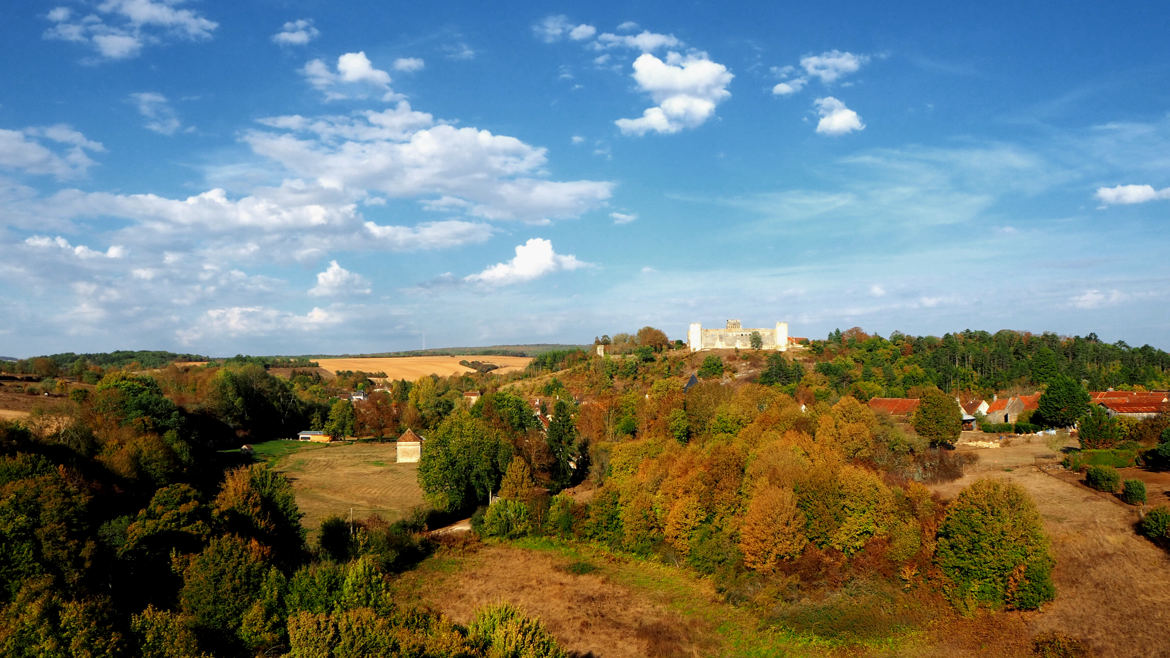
[687,319,789,352]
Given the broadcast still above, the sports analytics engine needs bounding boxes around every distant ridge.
[304,344,588,359]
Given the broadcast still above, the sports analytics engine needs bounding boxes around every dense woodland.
[2,327,1169,655]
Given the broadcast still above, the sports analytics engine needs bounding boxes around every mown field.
[314,355,533,380]
[251,440,428,534]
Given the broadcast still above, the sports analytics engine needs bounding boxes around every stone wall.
[688,320,789,352]
[396,441,421,463]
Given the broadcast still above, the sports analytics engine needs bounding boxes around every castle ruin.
[687,319,789,352]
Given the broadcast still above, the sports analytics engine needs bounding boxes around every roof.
[398,428,423,443]
[1097,401,1169,414]
[986,398,1010,414]
[1017,393,1041,411]
[298,430,326,435]
[1090,391,1169,404]
[463,391,481,397]
[959,398,985,415]
[867,397,921,415]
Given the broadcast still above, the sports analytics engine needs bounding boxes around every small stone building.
[396,428,423,463]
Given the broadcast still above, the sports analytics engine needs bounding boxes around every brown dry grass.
[394,542,725,658]
[315,356,532,381]
[0,408,30,420]
[926,435,1170,657]
[267,442,427,533]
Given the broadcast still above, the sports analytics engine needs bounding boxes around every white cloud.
[0,125,104,179]
[303,51,396,101]
[272,19,319,46]
[43,0,217,60]
[610,211,637,224]
[1071,289,1126,309]
[772,80,806,96]
[1094,184,1170,205]
[869,284,886,297]
[257,102,435,142]
[464,238,586,286]
[245,119,613,222]
[25,234,126,259]
[615,52,733,135]
[814,97,864,136]
[801,50,869,84]
[571,135,585,144]
[595,30,681,52]
[177,305,340,343]
[616,21,639,32]
[362,220,493,250]
[444,42,476,61]
[534,15,596,43]
[393,57,425,73]
[129,92,183,135]
[309,260,370,296]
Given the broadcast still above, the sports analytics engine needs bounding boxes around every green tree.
[698,355,724,379]
[936,479,1055,612]
[324,399,356,439]
[912,389,962,446]
[417,412,511,512]
[1036,375,1090,428]
[212,464,305,566]
[749,331,763,350]
[545,399,578,492]
[178,535,269,653]
[1077,404,1121,449]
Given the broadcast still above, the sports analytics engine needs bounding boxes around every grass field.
[250,440,428,535]
[314,355,532,381]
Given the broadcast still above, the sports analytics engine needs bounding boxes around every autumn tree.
[212,464,305,566]
[323,399,355,439]
[739,485,806,570]
[636,326,670,352]
[912,389,962,446]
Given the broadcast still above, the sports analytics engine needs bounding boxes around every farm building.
[396,428,423,463]
[297,430,332,443]
[867,397,921,416]
[463,391,481,406]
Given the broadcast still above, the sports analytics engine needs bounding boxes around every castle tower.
[775,321,789,352]
[688,323,703,352]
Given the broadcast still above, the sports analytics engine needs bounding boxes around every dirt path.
[929,436,1170,656]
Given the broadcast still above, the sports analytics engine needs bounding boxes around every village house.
[1090,390,1170,420]
[396,428,423,463]
[297,430,332,443]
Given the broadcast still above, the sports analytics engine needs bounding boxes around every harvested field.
[314,356,532,381]
[925,434,1170,657]
[257,441,428,534]
[0,409,30,421]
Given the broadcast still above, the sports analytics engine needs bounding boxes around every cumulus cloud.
[44,0,217,61]
[595,30,681,52]
[814,97,864,135]
[771,79,807,96]
[303,51,396,101]
[610,211,637,224]
[177,305,339,343]
[393,57,425,72]
[25,234,126,259]
[801,50,869,83]
[129,92,184,135]
[0,125,104,178]
[1095,184,1170,205]
[309,260,370,296]
[615,52,733,135]
[272,19,319,46]
[244,116,613,222]
[533,15,597,43]
[464,238,586,286]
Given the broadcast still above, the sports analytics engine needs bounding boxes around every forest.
[2,327,1168,656]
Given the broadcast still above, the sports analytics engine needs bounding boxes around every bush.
[979,423,1014,434]
[1139,506,1170,540]
[1084,465,1120,493]
[1013,422,1041,434]
[697,355,724,379]
[467,603,566,658]
[1121,479,1147,505]
[479,499,532,539]
[1062,448,1137,471]
[935,479,1055,611]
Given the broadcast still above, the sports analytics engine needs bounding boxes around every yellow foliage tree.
[739,485,807,571]
[663,494,706,556]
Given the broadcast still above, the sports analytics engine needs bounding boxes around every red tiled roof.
[398,428,422,442]
[1017,393,1041,411]
[867,398,921,415]
[959,398,985,415]
[1090,391,1169,404]
[1097,401,1169,414]
[986,398,1010,414]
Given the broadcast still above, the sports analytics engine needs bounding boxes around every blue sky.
[1,1,1168,356]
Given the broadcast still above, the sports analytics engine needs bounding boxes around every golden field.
[314,355,532,381]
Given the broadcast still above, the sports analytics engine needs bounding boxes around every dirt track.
[930,436,1170,657]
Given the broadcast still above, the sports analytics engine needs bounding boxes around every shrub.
[1032,632,1091,657]
[467,603,566,658]
[1084,465,1120,493]
[1139,506,1170,540]
[479,499,532,539]
[1062,448,1137,471]
[935,479,1055,612]
[1013,422,1041,434]
[1077,404,1122,449]
[697,355,724,379]
[1121,479,1147,505]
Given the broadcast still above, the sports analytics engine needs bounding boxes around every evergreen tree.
[1036,375,1090,428]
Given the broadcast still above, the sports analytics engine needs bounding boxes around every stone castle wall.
[688,320,789,352]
